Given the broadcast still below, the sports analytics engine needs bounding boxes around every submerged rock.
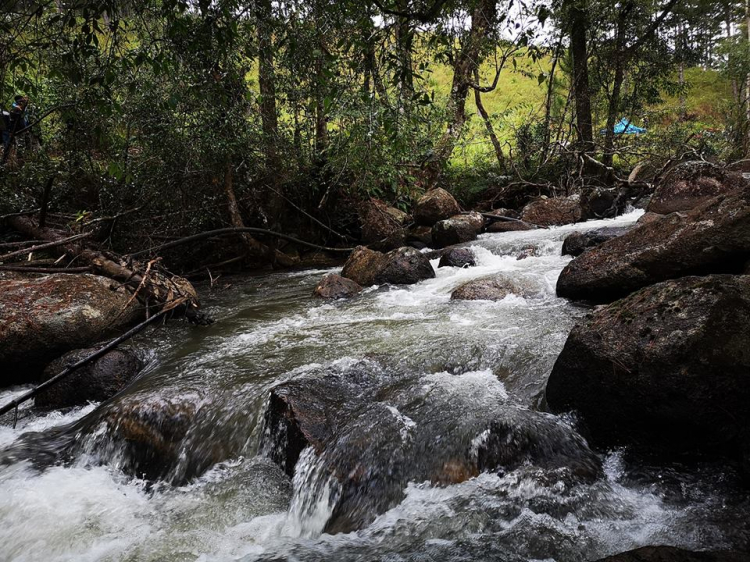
[521,197,582,227]
[0,274,141,385]
[438,248,476,268]
[35,348,143,410]
[547,275,750,466]
[557,185,750,303]
[341,246,434,286]
[313,273,362,300]
[595,546,750,562]
[451,274,530,301]
[561,226,631,257]
[647,161,747,215]
[414,188,461,226]
[261,362,601,534]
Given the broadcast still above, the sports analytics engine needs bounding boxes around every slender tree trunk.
[313,0,328,161]
[746,0,750,155]
[473,69,505,168]
[568,1,594,152]
[396,0,414,116]
[428,0,497,181]
[257,0,283,224]
[541,40,561,161]
[222,160,295,267]
[602,3,633,168]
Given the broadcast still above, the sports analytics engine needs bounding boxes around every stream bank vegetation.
[1,0,747,280]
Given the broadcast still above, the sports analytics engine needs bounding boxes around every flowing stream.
[1,210,749,562]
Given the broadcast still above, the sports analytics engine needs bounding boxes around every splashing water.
[1,210,749,561]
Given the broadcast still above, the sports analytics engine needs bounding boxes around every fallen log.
[5,215,210,324]
[472,212,545,229]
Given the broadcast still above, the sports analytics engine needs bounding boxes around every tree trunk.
[473,69,505,168]
[222,161,295,268]
[428,0,497,181]
[396,0,414,115]
[541,40,561,161]
[256,0,283,224]
[313,0,329,161]
[568,1,594,152]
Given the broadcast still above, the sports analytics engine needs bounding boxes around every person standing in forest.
[3,95,29,151]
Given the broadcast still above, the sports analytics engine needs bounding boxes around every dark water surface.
[1,210,749,562]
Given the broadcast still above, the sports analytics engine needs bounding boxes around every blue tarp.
[613,118,646,135]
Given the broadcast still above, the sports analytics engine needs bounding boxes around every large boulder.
[405,225,433,249]
[341,246,434,286]
[547,275,750,466]
[431,212,483,248]
[414,188,461,226]
[521,197,583,227]
[35,348,143,410]
[340,246,389,287]
[580,186,624,219]
[438,248,476,268]
[313,273,362,300]
[359,199,408,251]
[561,226,632,257]
[0,274,141,385]
[647,161,746,215]
[378,247,435,284]
[451,274,532,301]
[261,362,601,534]
[557,185,750,303]
[595,547,750,562]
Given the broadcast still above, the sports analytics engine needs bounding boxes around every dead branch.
[0,307,170,421]
[0,232,92,262]
[128,227,355,259]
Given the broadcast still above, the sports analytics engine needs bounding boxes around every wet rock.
[488,207,520,219]
[516,247,539,260]
[557,185,750,303]
[313,273,362,300]
[261,362,601,534]
[561,227,632,257]
[636,211,661,225]
[98,397,215,481]
[595,546,750,562]
[0,274,141,385]
[580,187,623,219]
[341,246,434,286]
[547,275,750,465]
[451,275,530,301]
[359,199,408,251]
[405,225,433,249]
[431,213,483,248]
[438,248,476,268]
[487,220,534,233]
[414,188,461,226]
[340,246,389,287]
[521,197,583,227]
[647,161,747,215]
[485,182,554,211]
[35,349,143,410]
[378,247,435,284]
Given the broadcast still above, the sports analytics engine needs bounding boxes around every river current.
[1,210,748,561]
